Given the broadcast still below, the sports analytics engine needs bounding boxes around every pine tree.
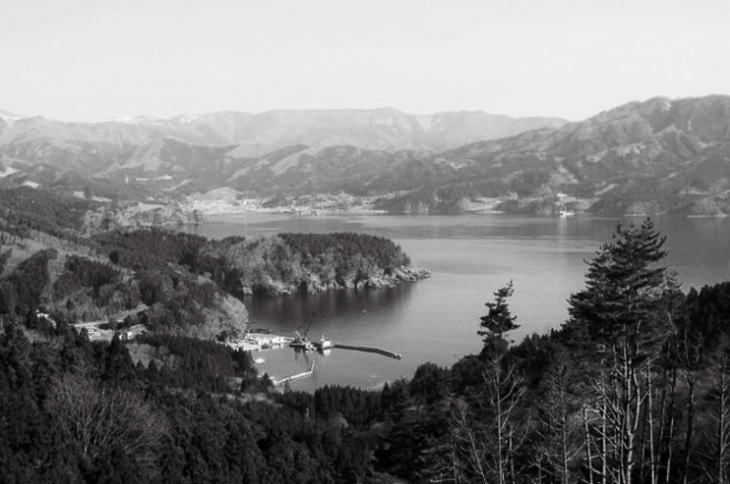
[478,281,519,356]
[567,218,669,353]
[453,282,526,484]
[566,219,678,484]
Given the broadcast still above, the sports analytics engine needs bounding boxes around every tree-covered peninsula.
[194,232,428,296]
[0,187,427,341]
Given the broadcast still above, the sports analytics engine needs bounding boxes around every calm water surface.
[185,213,730,391]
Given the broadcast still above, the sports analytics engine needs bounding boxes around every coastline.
[239,265,431,296]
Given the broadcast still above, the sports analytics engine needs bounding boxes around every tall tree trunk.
[682,375,696,484]
[647,362,657,484]
[584,406,595,484]
[716,357,729,484]
[561,407,569,484]
[665,413,675,484]
[602,370,608,484]
[495,362,505,484]
[508,427,516,484]
[664,365,677,484]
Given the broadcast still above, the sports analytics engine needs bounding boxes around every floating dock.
[272,361,315,386]
[333,344,402,360]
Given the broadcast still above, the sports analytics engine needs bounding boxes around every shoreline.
[238,265,431,297]
[187,201,730,220]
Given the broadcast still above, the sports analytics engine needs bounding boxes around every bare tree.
[48,375,167,467]
[674,327,704,484]
[451,399,489,484]
[581,344,656,484]
[450,353,526,484]
[484,355,526,484]
[645,359,658,484]
[701,354,730,483]
[534,364,581,484]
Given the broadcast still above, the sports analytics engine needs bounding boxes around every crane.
[290,313,316,351]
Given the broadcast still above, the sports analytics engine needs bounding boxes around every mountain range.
[0,108,565,168]
[2,96,730,216]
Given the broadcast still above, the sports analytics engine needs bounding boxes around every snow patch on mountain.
[0,166,19,178]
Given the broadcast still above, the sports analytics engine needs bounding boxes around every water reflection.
[245,283,415,335]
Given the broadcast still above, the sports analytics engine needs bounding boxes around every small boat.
[315,335,334,352]
[558,204,575,217]
[560,208,575,217]
[254,357,265,364]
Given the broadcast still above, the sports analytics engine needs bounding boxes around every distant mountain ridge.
[3,96,730,216]
[412,95,730,216]
[0,107,566,161]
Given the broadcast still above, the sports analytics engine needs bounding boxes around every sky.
[1,0,729,122]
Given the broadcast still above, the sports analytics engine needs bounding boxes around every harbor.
[227,327,404,386]
[232,331,402,360]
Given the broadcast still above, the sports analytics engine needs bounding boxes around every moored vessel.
[314,335,334,352]
[290,331,316,351]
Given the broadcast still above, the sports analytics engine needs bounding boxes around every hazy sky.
[1,0,729,121]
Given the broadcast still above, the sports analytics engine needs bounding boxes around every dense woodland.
[0,187,97,238]
[1,218,730,482]
[92,228,413,298]
[197,232,412,296]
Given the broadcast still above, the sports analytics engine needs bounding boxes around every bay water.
[185,214,730,391]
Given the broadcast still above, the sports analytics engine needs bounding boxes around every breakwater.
[333,344,402,360]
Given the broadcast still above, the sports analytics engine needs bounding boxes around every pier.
[333,344,402,360]
[272,361,315,386]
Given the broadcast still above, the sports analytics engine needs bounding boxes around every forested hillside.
[0,209,248,340]
[0,188,425,340]
[3,219,730,482]
[0,187,97,238]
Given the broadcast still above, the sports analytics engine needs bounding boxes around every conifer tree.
[566,219,677,484]
[567,218,669,354]
[453,282,525,484]
[478,281,519,356]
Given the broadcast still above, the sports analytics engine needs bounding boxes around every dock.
[228,330,404,361]
[226,333,292,352]
[333,344,402,360]
[272,361,315,386]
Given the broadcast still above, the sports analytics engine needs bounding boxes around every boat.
[290,339,316,351]
[314,335,334,352]
[290,331,316,351]
[558,204,575,217]
[254,357,265,364]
